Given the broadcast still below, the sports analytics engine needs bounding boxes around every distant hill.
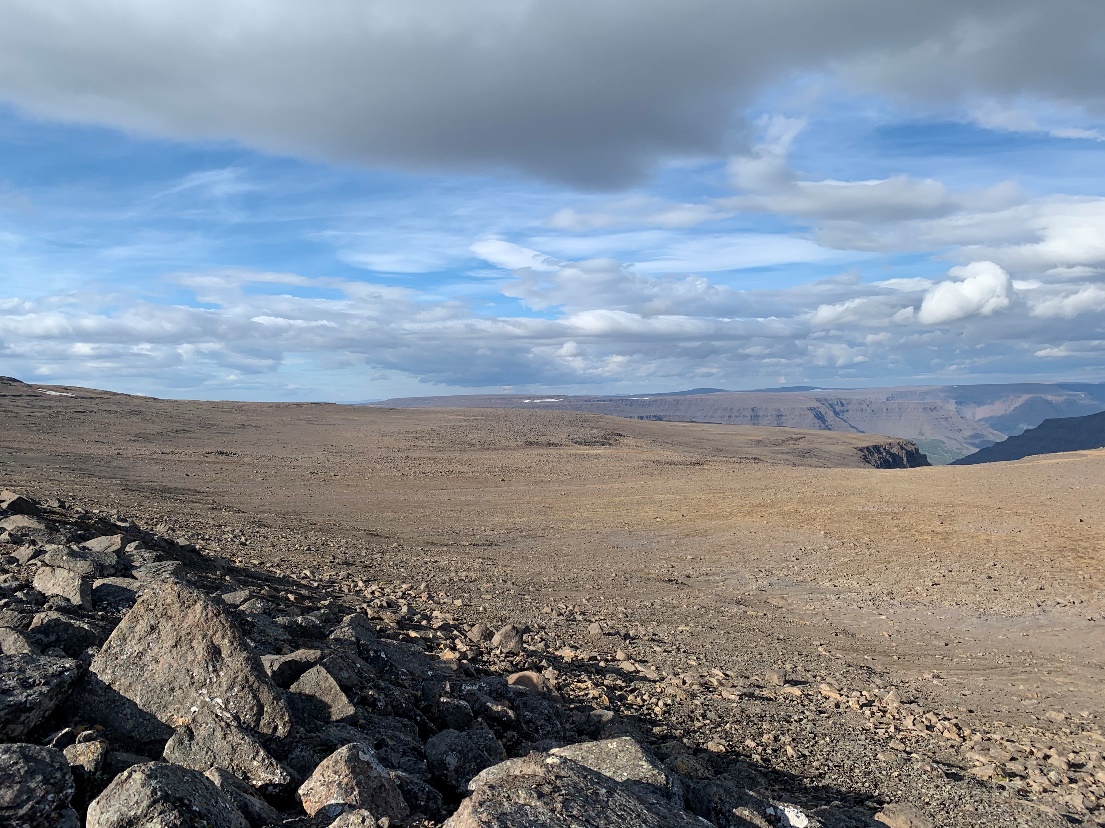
[951,410,1105,464]
[371,382,1105,463]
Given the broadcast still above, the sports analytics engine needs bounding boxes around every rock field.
[1,383,1103,826]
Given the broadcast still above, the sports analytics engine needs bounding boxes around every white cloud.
[917,261,1013,324]
[1030,284,1105,318]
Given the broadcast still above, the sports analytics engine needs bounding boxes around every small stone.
[588,622,605,638]
[490,624,523,654]
[326,809,378,827]
[507,670,553,694]
[875,802,934,828]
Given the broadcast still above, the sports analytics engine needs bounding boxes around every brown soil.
[3,381,1104,822]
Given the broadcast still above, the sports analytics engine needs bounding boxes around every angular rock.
[446,753,705,828]
[329,613,379,657]
[92,578,141,608]
[425,728,496,794]
[33,567,92,609]
[64,739,110,808]
[390,769,448,821]
[297,743,409,821]
[290,665,356,723]
[0,625,38,655]
[162,709,293,794]
[490,624,523,654]
[261,648,323,688]
[551,737,682,804]
[0,743,76,828]
[82,534,124,557]
[204,768,284,828]
[42,547,115,579]
[1,489,39,516]
[0,653,83,739]
[86,762,248,828]
[0,514,47,533]
[132,560,185,582]
[83,580,291,745]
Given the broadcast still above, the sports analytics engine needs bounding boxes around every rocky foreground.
[1,488,1101,827]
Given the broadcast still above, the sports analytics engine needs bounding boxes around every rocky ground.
[1,382,1103,826]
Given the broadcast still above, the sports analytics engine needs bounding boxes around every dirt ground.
[3,380,1104,823]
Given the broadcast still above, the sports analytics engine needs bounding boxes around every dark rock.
[0,625,38,655]
[490,624,523,654]
[91,578,141,608]
[260,648,323,688]
[1,489,39,516]
[29,612,108,659]
[86,762,249,828]
[0,653,83,739]
[289,665,356,724]
[390,769,449,821]
[204,768,284,828]
[33,567,92,609]
[42,547,115,579]
[297,743,409,821]
[63,739,110,809]
[425,728,496,794]
[162,709,293,794]
[81,580,291,746]
[0,743,76,828]
[329,613,379,658]
[132,560,185,582]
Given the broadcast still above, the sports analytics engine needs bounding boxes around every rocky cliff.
[951,410,1105,465]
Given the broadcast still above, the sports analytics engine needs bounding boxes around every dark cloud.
[2,1,1102,186]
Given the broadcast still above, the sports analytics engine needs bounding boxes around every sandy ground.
[2,381,1104,821]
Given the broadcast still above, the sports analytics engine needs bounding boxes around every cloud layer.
[3,1,1105,185]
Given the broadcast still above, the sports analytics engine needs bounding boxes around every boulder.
[289,665,356,724]
[297,743,409,821]
[0,514,48,533]
[86,762,248,828]
[425,728,497,794]
[82,534,125,556]
[0,653,83,739]
[446,753,706,828]
[260,648,323,688]
[132,560,186,582]
[83,580,291,745]
[64,739,110,808]
[550,737,682,804]
[33,567,92,609]
[28,612,105,658]
[162,709,293,794]
[326,810,377,827]
[42,547,115,578]
[204,768,284,828]
[0,743,77,828]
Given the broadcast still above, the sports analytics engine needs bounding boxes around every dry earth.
[2,379,1104,825]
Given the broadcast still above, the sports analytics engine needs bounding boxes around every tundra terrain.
[2,377,1104,825]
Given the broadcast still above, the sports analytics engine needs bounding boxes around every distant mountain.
[370,382,1105,463]
[951,410,1105,464]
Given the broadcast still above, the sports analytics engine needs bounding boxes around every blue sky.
[1,2,1103,400]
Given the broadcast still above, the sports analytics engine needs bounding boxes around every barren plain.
[2,379,1104,825]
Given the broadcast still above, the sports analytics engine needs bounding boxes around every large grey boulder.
[0,653,83,739]
[550,737,683,804]
[445,753,706,828]
[0,743,77,828]
[82,581,291,745]
[162,709,293,794]
[86,762,248,828]
[297,743,409,821]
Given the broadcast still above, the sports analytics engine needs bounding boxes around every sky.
[1,1,1104,401]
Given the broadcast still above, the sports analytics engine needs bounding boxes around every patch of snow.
[36,389,75,397]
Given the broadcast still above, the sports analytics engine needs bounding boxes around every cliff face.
[855,439,931,469]
[952,410,1105,464]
